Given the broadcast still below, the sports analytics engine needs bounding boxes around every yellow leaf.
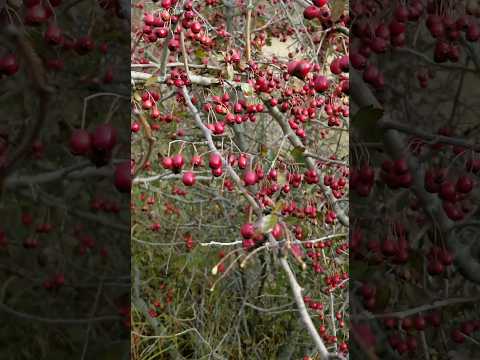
[273,200,284,213]
[144,76,158,87]
[195,48,208,60]
[259,144,268,157]
[212,265,218,275]
[133,91,142,102]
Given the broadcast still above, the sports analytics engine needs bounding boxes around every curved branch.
[264,101,349,227]
[273,233,344,360]
[355,295,480,320]
[133,114,155,178]
[4,162,114,189]
[181,86,263,217]
[379,119,480,152]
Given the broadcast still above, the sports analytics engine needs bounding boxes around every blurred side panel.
[0,1,131,359]
[350,0,480,359]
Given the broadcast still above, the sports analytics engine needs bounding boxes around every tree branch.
[4,162,114,189]
[264,101,349,227]
[181,86,263,217]
[275,234,343,360]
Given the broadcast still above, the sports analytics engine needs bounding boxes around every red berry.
[243,171,258,186]
[287,60,300,76]
[413,316,426,331]
[393,158,409,175]
[439,181,457,201]
[209,153,222,169]
[303,6,320,20]
[114,161,131,193]
[25,4,50,25]
[172,154,185,169]
[360,283,375,299]
[350,52,367,70]
[240,223,255,239]
[92,123,117,152]
[313,75,330,92]
[401,317,413,331]
[330,58,342,75]
[44,23,63,45]
[451,329,465,344]
[456,175,473,193]
[182,171,196,186]
[162,157,173,169]
[191,155,203,167]
[131,122,140,133]
[0,54,20,76]
[427,260,444,275]
[271,223,283,239]
[190,22,202,34]
[74,36,95,55]
[69,129,91,156]
[211,166,223,177]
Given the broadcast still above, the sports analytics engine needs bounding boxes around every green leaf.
[284,216,300,225]
[195,48,208,60]
[351,106,385,142]
[273,200,284,213]
[144,76,158,87]
[259,214,278,233]
[246,97,262,105]
[241,83,254,97]
[290,146,306,165]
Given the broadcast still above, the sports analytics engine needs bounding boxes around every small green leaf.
[241,83,254,97]
[260,214,278,233]
[284,216,300,225]
[273,200,284,213]
[246,97,261,106]
[290,146,306,165]
[195,48,208,60]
